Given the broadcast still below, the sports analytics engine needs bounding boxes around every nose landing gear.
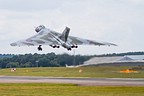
[38,45,42,51]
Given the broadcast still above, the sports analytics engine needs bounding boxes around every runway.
[0,76,144,86]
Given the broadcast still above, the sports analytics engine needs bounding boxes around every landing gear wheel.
[67,48,71,51]
[38,45,42,51]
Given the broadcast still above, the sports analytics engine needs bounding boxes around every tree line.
[0,53,93,68]
[0,51,144,68]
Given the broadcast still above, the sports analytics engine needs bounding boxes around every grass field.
[0,66,144,78]
[0,83,144,96]
[0,66,144,96]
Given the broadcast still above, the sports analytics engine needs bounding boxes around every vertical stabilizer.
[59,27,70,42]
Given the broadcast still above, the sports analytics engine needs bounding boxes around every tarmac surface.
[0,76,144,86]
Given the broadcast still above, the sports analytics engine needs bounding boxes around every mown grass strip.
[0,66,144,78]
[0,83,144,96]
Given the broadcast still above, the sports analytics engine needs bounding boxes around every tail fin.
[59,27,70,42]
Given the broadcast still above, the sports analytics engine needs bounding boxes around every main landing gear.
[67,48,72,51]
[50,45,60,48]
[38,45,42,51]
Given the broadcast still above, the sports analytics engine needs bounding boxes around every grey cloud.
[0,0,63,11]
[0,0,144,54]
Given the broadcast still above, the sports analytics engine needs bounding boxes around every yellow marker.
[79,69,83,73]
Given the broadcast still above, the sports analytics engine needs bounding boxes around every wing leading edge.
[67,36,117,46]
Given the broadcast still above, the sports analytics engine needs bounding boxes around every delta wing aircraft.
[10,25,117,51]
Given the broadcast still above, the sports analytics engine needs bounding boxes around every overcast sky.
[0,0,144,55]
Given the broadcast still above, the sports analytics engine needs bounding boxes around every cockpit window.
[35,25,45,32]
[39,25,45,28]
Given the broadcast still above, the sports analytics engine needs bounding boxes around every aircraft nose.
[10,42,17,46]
